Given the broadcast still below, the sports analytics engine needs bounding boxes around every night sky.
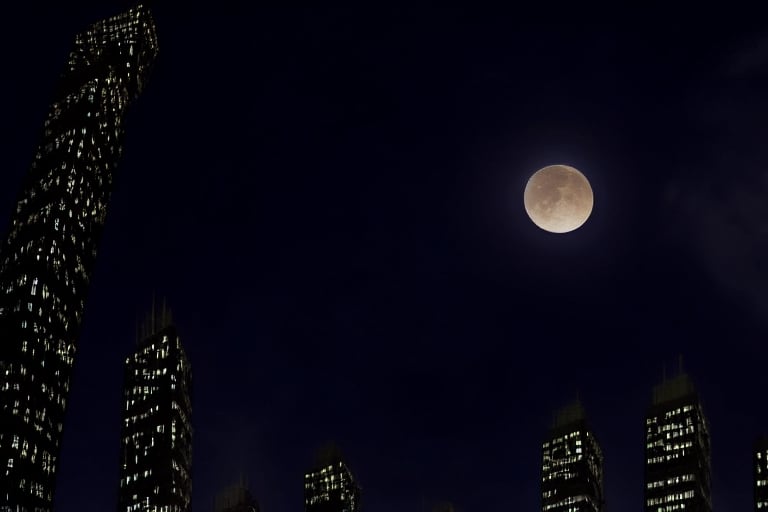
[2,4,768,511]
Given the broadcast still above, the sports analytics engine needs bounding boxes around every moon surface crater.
[524,164,594,233]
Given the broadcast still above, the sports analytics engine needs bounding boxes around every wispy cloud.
[665,175,768,311]
[663,33,768,330]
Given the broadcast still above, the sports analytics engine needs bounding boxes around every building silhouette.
[644,371,712,512]
[304,443,361,512]
[755,436,768,511]
[432,502,456,512]
[117,302,192,512]
[214,478,260,512]
[540,400,605,512]
[0,5,157,511]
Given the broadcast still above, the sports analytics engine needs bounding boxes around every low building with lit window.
[117,303,192,512]
[644,372,711,512]
[755,436,768,511]
[541,400,605,512]
[304,444,361,512]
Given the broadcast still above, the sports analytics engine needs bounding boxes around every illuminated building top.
[304,444,361,512]
[541,400,605,512]
[644,373,712,512]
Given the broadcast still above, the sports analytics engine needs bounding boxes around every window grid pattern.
[541,423,604,512]
[304,461,361,512]
[118,326,192,512]
[644,398,712,512]
[0,5,157,512]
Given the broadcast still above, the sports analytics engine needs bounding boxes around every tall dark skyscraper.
[755,436,768,511]
[540,400,605,512]
[304,444,361,512]
[214,478,260,512]
[117,304,192,512]
[644,371,712,512]
[0,5,157,511]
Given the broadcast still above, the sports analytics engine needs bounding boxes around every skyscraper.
[755,436,768,511]
[304,444,361,512]
[540,400,605,512]
[117,303,192,512]
[644,372,712,512]
[0,5,157,511]
[215,478,260,512]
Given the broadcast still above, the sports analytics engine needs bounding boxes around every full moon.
[524,164,594,233]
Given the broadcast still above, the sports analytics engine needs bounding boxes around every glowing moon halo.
[524,164,594,233]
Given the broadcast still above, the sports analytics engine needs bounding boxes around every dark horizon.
[2,4,768,511]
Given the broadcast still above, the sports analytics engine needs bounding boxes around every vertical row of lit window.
[756,447,768,508]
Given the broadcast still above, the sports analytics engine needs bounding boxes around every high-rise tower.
[540,400,605,512]
[644,371,712,512]
[117,303,192,512]
[304,444,361,512]
[0,5,157,511]
[755,436,768,511]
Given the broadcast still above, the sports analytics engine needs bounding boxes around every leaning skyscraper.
[0,5,158,511]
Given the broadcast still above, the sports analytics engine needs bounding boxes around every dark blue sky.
[2,5,768,511]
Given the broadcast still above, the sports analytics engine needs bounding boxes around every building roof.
[553,399,586,429]
[652,372,696,406]
[313,442,346,469]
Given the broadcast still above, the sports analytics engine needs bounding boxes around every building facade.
[755,436,768,511]
[215,479,260,512]
[644,373,712,512]
[0,5,157,511]
[304,444,361,512]
[117,305,192,512]
[541,400,605,512]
